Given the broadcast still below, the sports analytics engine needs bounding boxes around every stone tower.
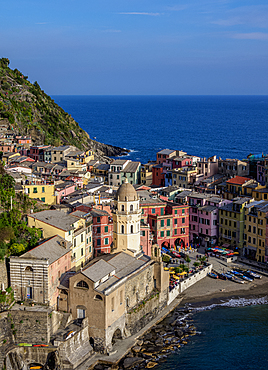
[112,178,142,257]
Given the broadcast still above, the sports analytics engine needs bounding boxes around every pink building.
[55,182,77,204]
[188,193,231,248]
[196,155,218,182]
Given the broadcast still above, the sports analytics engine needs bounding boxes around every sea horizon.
[53,95,268,164]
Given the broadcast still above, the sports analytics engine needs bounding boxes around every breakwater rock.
[93,307,197,370]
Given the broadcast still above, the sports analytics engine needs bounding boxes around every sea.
[52,95,268,369]
[52,95,268,164]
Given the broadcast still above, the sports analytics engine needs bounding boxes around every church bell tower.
[112,179,142,257]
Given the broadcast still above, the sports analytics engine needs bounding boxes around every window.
[117,175,119,179]
[81,234,83,242]
[97,217,100,223]
[151,208,155,214]
[161,231,164,237]
[130,205,133,212]
[105,238,109,245]
[74,238,76,247]
[42,187,45,193]
[120,290,123,305]
[161,220,164,227]
[167,230,170,236]
[33,187,37,193]
[174,229,177,235]
[253,237,256,244]
[141,230,145,236]
[95,294,103,301]
[182,209,185,214]
[76,280,89,289]
[253,226,256,233]
[167,219,170,226]
[121,225,124,234]
[97,227,101,234]
[105,226,108,233]
[181,228,185,234]
[111,297,114,311]
[97,239,101,246]
[81,248,83,256]
[121,205,124,212]
[41,197,45,202]
[182,218,185,224]
[131,225,133,233]
[174,219,178,225]
[175,210,177,215]
[161,208,164,215]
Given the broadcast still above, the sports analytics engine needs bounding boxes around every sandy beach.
[179,273,268,306]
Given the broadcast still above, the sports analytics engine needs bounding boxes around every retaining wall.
[167,264,212,305]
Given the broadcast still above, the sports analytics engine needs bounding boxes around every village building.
[10,235,71,308]
[27,210,91,270]
[243,201,268,262]
[59,179,169,352]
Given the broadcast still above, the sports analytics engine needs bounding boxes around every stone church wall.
[125,292,168,335]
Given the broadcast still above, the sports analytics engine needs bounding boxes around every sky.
[1,0,268,95]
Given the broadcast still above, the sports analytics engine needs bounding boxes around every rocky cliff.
[0,58,128,158]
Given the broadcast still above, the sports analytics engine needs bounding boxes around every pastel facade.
[243,201,268,262]
[23,183,56,205]
[27,210,91,270]
[10,236,71,308]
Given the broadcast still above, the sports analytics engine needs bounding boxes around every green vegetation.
[0,286,14,310]
[0,163,42,259]
[0,58,90,149]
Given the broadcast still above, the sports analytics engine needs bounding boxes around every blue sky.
[1,0,268,94]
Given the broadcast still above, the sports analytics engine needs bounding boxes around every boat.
[247,270,262,279]
[17,343,32,347]
[218,273,227,280]
[225,273,233,280]
[208,272,218,279]
[230,270,253,282]
[227,272,244,284]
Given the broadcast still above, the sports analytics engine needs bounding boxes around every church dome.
[116,178,137,201]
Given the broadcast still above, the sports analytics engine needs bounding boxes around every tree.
[185,255,191,269]
[9,243,26,256]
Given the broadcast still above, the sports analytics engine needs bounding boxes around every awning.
[222,243,230,248]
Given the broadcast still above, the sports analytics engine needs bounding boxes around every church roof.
[116,178,138,201]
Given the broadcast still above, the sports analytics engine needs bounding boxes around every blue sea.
[52,95,268,369]
[52,95,268,164]
[157,298,268,370]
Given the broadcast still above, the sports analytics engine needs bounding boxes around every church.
[60,179,169,352]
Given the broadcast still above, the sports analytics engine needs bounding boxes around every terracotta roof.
[226,176,251,185]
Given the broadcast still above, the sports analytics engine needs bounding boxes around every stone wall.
[10,309,50,344]
[167,264,212,305]
[0,258,8,289]
[125,292,168,335]
[0,312,14,369]
[124,264,155,310]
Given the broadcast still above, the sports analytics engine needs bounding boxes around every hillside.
[0,58,128,158]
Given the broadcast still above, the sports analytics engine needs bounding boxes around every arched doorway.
[174,238,185,249]
[89,337,94,349]
[112,328,122,344]
[161,241,170,250]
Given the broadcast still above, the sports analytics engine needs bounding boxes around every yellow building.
[219,197,252,250]
[27,210,91,270]
[141,163,153,186]
[243,200,268,262]
[23,183,56,205]
[224,176,265,200]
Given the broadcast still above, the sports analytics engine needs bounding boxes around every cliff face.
[0,58,128,158]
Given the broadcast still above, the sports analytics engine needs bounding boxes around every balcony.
[74,226,86,237]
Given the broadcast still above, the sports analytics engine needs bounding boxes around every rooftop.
[18,235,71,265]
[157,149,175,155]
[226,176,251,185]
[28,210,79,231]
[123,161,141,173]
